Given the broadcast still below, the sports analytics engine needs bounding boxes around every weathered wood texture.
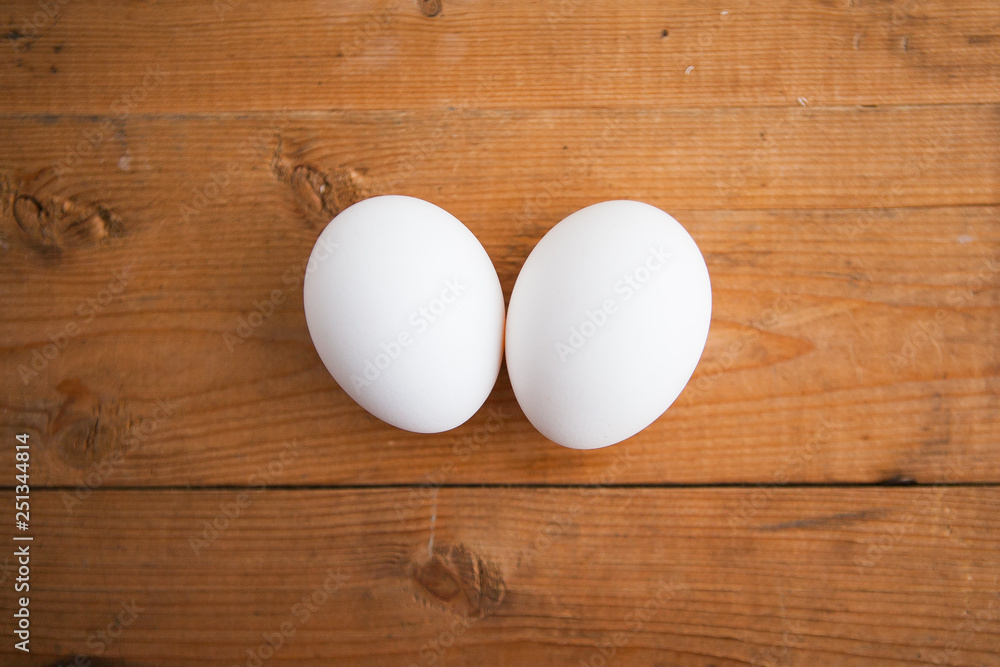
[0,109,997,485]
[1,0,998,664]
[0,488,998,666]
[1,0,999,111]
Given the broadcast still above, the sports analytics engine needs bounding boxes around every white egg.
[303,195,505,433]
[505,200,712,449]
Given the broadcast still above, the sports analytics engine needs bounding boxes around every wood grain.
[0,110,996,485]
[1,488,997,666]
[1,1,998,663]
[1,0,999,112]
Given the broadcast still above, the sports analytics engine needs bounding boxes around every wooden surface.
[0,0,997,664]
[7,488,1000,666]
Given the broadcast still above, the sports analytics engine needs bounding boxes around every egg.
[505,200,712,449]
[303,195,505,433]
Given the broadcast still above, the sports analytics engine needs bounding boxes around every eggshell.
[505,200,711,449]
[303,195,505,433]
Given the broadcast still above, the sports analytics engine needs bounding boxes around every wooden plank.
[1,3,996,666]
[1,0,999,113]
[0,488,997,665]
[0,111,997,486]
[0,106,996,213]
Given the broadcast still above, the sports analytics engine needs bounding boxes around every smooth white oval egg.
[303,195,505,433]
[505,200,712,449]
